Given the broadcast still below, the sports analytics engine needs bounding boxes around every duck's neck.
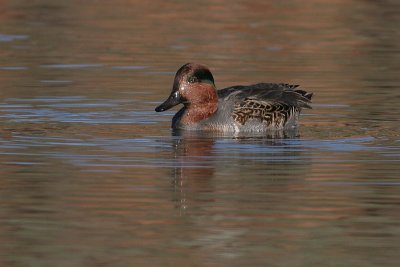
[179,83,219,124]
[181,102,218,124]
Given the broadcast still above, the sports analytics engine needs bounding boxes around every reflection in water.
[170,129,307,212]
[171,133,216,211]
[166,130,314,261]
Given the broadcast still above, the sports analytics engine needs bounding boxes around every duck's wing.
[217,83,313,109]
[217,83,313,127]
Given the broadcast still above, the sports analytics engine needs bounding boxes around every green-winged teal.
[155,63,313,132]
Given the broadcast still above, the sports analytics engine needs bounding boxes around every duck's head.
[155,63,217,112]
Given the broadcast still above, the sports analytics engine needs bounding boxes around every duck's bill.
[155,93,180,112]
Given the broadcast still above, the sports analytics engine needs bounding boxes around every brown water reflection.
[170,131,307,211]
[1,0,400,266]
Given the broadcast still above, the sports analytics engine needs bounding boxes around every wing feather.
[217,83,313,127]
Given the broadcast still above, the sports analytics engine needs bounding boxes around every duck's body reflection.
[169,129,305,212]
[171,131,217,211]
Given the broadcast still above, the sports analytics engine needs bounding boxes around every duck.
[155,63,313,132]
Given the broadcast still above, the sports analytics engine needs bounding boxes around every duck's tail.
[294,89,313,101]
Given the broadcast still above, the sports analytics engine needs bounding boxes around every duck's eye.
[188,76,198,83]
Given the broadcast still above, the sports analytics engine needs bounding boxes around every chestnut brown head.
[155,63,217,112]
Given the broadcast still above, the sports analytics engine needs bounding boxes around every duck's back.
[204,83,313,132]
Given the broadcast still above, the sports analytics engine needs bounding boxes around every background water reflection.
[1,0,399,266]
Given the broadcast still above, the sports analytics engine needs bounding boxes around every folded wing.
[218,83,313,127]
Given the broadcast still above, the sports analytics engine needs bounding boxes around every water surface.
[1,1,400,266]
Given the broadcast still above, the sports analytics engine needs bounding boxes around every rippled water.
[1,0,400,266]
